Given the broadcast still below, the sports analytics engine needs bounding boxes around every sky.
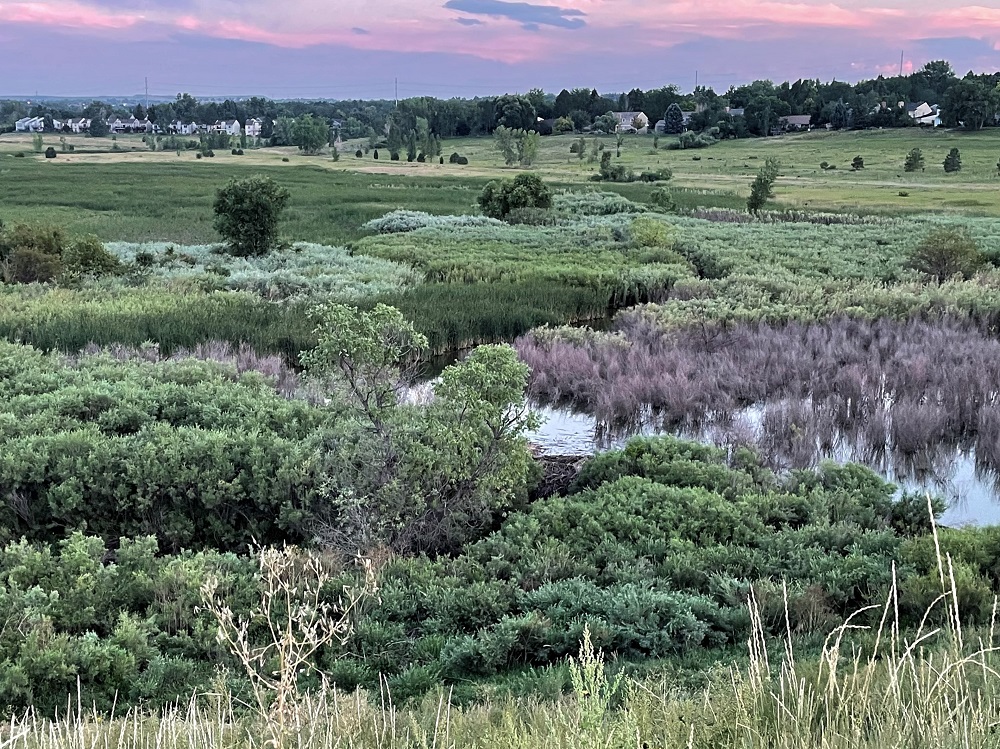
[1,0,1000,98]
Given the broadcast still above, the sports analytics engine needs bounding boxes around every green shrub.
[906,227,983,281]
[212,175,290,257]
[478,174,552,220]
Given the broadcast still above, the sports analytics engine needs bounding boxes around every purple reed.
[516,316,1000,472]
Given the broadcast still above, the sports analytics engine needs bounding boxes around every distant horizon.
[2,0,999,100]
[2,58,998,104]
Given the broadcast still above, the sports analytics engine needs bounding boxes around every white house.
[611,111,649,133]
[905,102,941,127]
[15,116,44,132]
[170,120,201,135]
[106,115,129,133]
[213,119,241,136]
[67,118,91,133]
[244,118,263,137]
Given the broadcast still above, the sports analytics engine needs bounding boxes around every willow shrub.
[0,341,326,551]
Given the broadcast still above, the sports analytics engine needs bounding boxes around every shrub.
[852,156,865,170]
[196,153,203,159]
[362,210,504,234]
[747,158,780,213]
[373,149,379,159]
[456,156,469,165]
[44,146,57,159]
[904,148,924,172]
[553,191,643,216]
[944,148,962,173]
[391,152,400,161]
[439,156,444,164]
[478,173,552,220]
[281,156,289,162]
[61,235,122,277]
[638,168,673,182]
[649,187,676,212]
[231,148,238,155]
[356,149,363,158]
[212,175,291,257]
[906,227,983,281]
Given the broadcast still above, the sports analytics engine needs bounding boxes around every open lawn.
[3,129,999,244]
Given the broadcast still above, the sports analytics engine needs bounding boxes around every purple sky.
[2,0,1000,98]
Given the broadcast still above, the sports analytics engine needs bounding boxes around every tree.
[517,129,540,166]
[478,173,552,219]
[406,129,418,162]
[44,146,56,159]
[942,77,1000,131]
[494,94,536,131]
[291,114,328,154]
[132,103,146,121]
[852,155,865,170]
[747,158,780,212]
[493,125,518,165]
[87,112,109,138]
[904,148,925,172]
[615,132,625,157]
[302,304,537,554]
[593,112,618,134]
[663,103,685,135]
[943,147,962,173]
[554,116,575,133]
[907,227,983,281]
[212,175,291,257]
[31,133,43,153]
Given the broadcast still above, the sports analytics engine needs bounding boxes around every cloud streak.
[443,0,586,29]
[1,0,999,95]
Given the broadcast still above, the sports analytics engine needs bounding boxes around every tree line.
[3,59,1000,142]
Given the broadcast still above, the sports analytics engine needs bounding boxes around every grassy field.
[3,129,999,247]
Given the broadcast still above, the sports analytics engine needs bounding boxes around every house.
[170,120,201,135]
[611,111,649,133]
[127,116,154,133]
[106,115,129,133]
[15,116,44,132]
[726,107,745,118]
[904,102,941,127]
[67,118,91,133]
[244,118,263,137]
[778,114,812,131]
[213,119,241,136]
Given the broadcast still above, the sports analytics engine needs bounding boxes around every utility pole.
[695,70,698,90]
[394,78,398,108]
[899,51,904,78]
[144,77,149,111]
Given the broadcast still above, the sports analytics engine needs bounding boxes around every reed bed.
[518,316,1000,473]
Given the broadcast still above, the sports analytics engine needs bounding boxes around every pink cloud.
[0,1,140,29]
[3,0,999,69]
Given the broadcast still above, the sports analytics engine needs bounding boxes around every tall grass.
[0,287,317,360]
[8,589,1000,749]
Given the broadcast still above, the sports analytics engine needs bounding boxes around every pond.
[526,400,1000,528]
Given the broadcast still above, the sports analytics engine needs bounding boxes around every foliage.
[943,147,962,173]
[0,341,325,551]
[362,210,503,234]
[747,158,780,213]
[664,103,685,135]
[478,173,552,219]
[852,155,865,170]
[904,148,925,172]
[907,226,983,281]
[492,126,540,167]
[303,304,537,554]
[0,223,121,284]
[213,175,291,257]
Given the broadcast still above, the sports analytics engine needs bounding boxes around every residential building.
[611,111,649,133]
[244,118,263,137]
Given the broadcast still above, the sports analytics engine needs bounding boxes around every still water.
[527,402,1000,528]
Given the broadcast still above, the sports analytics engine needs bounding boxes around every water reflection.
[526,401,1000,528]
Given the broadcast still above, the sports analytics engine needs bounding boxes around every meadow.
[6,126,1000,745]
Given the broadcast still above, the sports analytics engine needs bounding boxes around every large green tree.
[212,175,291,257]
[663,103,685,135]
[292,113,329,154]
[942,77,1000,130]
